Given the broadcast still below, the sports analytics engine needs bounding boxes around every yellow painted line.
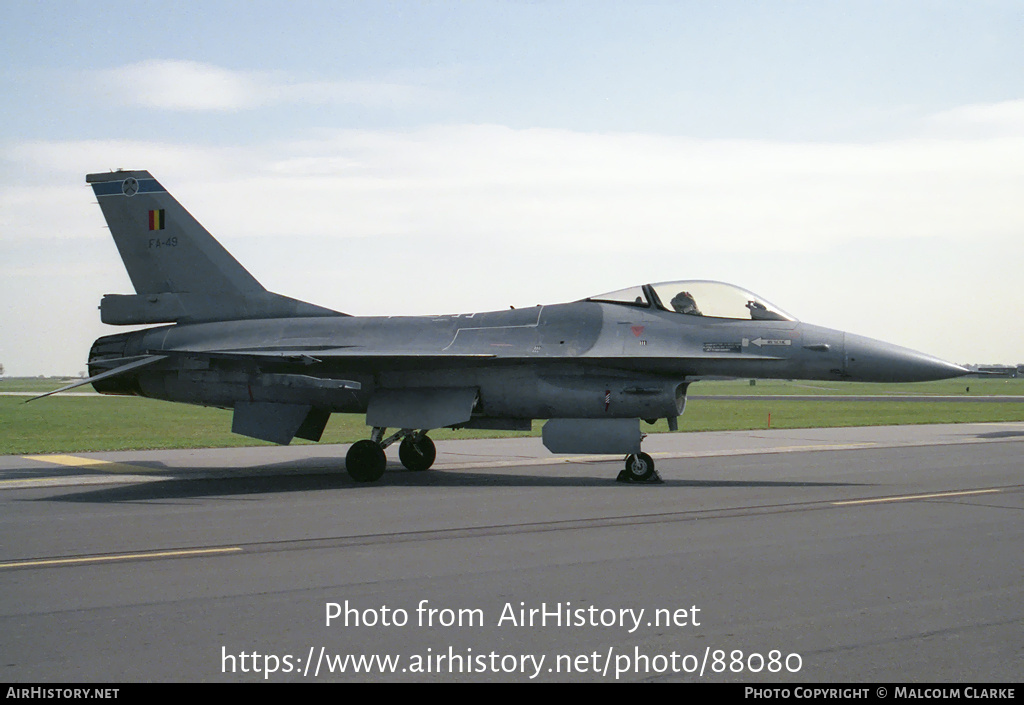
[649,442,878,460]
[834,488,1004,506]
[22,454,158,474]
[0,547,243,569]
[434,442,882,470]
[0,475,160,490]
[1,476,79,485]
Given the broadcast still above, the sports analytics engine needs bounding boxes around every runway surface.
[2,423,1021,682]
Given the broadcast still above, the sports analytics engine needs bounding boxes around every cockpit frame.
[586,280,795,322]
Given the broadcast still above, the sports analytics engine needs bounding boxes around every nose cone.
[844,333,968,382]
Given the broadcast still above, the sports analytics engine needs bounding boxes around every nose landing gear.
[617,452,661,483]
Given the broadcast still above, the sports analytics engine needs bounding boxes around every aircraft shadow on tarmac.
[43,462,867,503]
[975,430,1024,439]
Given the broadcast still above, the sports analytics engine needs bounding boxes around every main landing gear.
[617,452,661,483]
[345,427,436,482]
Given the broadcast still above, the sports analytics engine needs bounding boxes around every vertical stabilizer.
[87,170,344,323]
[88,170,262,295]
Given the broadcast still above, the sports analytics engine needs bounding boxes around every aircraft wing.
[149,347,499,366]
[145,346,785,377]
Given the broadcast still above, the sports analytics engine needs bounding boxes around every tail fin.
[87,170,344,324]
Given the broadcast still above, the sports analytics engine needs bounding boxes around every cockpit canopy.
[586,280,795,322]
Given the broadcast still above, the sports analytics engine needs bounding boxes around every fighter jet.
[38,170,968,482]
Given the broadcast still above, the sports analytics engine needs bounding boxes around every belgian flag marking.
[148,209,165,230]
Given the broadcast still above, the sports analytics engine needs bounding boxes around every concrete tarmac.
[1,423,1021,682]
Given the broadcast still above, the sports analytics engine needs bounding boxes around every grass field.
[689,377,1023,396]
[2,377,1022,455]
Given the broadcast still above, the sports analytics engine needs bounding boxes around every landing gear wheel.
[399,435,436,471]
[619,452,656,482]
[346,440,387,482]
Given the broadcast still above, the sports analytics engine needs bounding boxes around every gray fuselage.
[90,299,961,425]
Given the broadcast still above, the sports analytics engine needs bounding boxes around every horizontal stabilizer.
[27,355,167,402]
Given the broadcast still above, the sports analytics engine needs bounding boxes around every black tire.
[346,440,387,482]
[624,452,655,481]
[399,435,436,472]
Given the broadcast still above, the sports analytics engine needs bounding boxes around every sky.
[1,1,1022,376]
